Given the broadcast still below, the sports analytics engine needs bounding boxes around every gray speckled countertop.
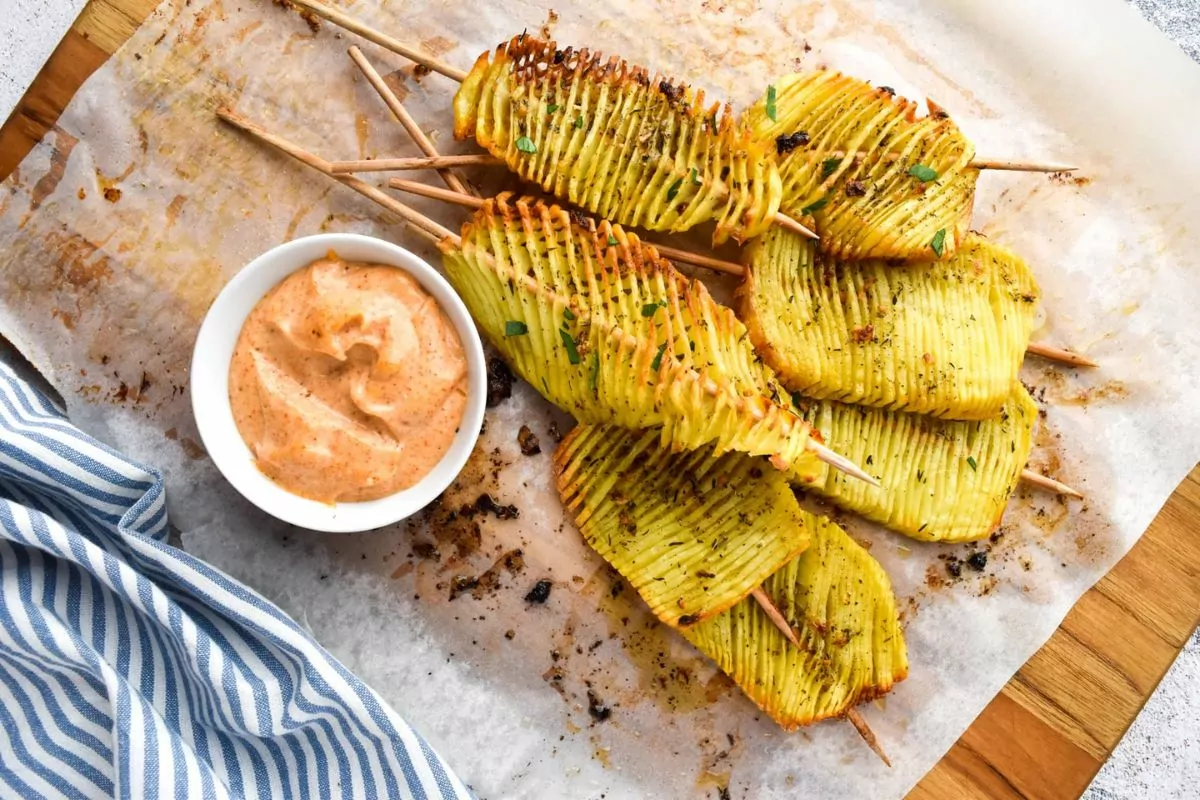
[1083,7,1200,796]
[0,1,1197,798]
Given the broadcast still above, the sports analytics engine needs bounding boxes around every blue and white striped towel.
[0,361,473,799]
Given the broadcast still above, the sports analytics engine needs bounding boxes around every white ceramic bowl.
[191,234,486,533]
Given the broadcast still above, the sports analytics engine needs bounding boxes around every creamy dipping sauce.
[229,254,468,503]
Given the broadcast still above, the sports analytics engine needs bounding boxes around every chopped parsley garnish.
[563,308,576,321]
[574,115,584,129]
[820,157,841,178]
[546,103,559,114]
[930,228,947,257]
[766,84,778,122]
[589,352,600,395]
[800,197,828,215]
[666,178,683,201]
[651,342,668,371]
[790,391,803,409]
[504,320,528,337]
[515,136,538,154]
[607,234,619,246]
[690,167,701,186]
[558,328,581,365]
[908,163,938,182]
[966,456,978,472]
[641,300,665,317]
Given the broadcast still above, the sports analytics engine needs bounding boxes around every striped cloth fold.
[0,361,474,800]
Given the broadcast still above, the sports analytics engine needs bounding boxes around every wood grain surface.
[2,2,1197,797]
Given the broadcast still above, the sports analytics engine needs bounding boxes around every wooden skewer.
[1020,469,1084,499]
[749,587,892,766]
[846,708,893,768]
[809,441,879,486]
[807,150,1075,173]
[1025,341,1098,368]
[332,154,499,173]
[286,0,467,82]
[347,46,474,197]
[970,159,1078,173]
[774,212,819,240]
[750,587,800,647]
[215,108,458,245]
[388,178,744,277]
[334,156,821,240]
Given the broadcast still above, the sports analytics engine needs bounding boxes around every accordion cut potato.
[439,195,822,474]
[554,425,810,627]
[739,228,1040,420]
[682,505,908,728]
[794,384,1039,542]
[453,35,782,244]
[745,70,977,261]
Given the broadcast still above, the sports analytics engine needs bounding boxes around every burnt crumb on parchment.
[517,424,541,456]
[547,419,564,443]
[447,549,526,601]
[449,575,479,601]
[485,355,514,407]
[272,0,321,33]
[1050,170,1091,187]
[966,550,988,571]
[586,689,612,722]
[411,540,440,561]
[525,579,553,604]
[462,492,519,521]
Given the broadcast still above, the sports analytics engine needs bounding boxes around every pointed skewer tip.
[809,441,880,486]
[846,708,892,768]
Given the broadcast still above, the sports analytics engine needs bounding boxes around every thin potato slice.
[454,35,782,244]
[554,424,810,627]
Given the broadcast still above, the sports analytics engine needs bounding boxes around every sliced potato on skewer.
[440,194,826,474]
[683,511,908,728]
[553,424,907,728]
[454,35,782,244]
[746,71,977,260]
[554,425,810,627]
[739,229,1040,420]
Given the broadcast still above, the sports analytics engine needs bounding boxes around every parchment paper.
[2,0,1199,797]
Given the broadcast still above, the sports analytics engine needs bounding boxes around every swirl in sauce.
[229,254,468,503]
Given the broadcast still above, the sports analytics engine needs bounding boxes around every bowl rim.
[190,233,486,533]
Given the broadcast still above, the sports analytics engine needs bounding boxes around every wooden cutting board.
[2,1,1198,796]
